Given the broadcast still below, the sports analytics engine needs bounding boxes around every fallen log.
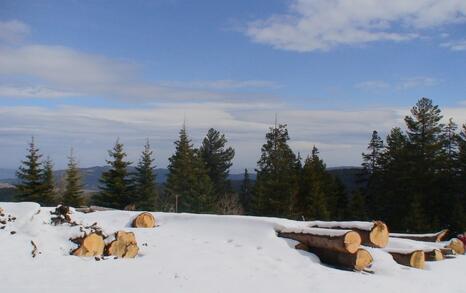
[309,220,389,248]
[447,238,465,255]
[390,229,448,242]
[132,212,156,228]
[277,226,361,253]
[424,249,444,261]
[440,247,456,257]
[386,250,425,269]
[296,243,372,271]
[72,233,105,257]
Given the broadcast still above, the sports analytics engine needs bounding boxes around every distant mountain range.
[0,166,364,193]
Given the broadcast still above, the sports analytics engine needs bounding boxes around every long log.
[387,250,425,269]
[309,220,389,248]
[297,244,372,271]
[447,238,465,255]
[390,229,448,242]
[277,226,361,253]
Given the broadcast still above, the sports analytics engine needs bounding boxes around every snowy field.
[1,202,465,293]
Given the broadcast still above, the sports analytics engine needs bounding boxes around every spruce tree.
[94,139,134,209]
[16,137,44,203]
[62,149,84,207]
[199,128,235,198]
[362,130,384,174]
[41,157,57,206]
[134,140,158,211]
[239,168,253,214]
[165,126,214,213]
[253,124,299,218]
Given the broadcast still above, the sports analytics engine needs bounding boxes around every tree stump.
[72,233,105,257]
[106,231,139,258]
[132,212,156,228]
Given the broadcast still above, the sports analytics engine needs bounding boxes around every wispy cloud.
[355,76,440,92]
[0,20,30,43]
[245,0,466,52]
[355,80,390,91]
[396,76,440,90]
[441,39,466,51]
[159,80,280,90]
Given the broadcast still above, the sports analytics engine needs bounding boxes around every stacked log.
[390,229,448,242]
[106,231,139,258]
[277,226,373,271]
[72,233,105,257]
[132,212,156,228]
[424,249,444,261]
[309,221,389,248]
[387,250,425,269]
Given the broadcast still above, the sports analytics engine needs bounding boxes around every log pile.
[106,231,139,258]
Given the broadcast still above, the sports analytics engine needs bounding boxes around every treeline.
[13,98,466,233]
[359,97,466,233]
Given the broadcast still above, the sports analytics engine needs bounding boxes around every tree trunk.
[309,221,389,248]
[390,229,448,242]
[277,227,361,253]
[424,249,443,261]
[387,250,425,269]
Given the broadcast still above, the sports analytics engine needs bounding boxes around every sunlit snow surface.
[0,202,464,293]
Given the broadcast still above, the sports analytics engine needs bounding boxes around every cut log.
[447,238,465,255]
[132,212,156,228]
[390,229,448,242]
[106,231,139,258]
[72,233,105,257]
[440,247,456,257]
[424,249,444,261]
[387,250,425,269]
[307,246,373,271]
[277,226,361,253]
[309,220,389,248]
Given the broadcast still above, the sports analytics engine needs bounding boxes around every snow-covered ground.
[1,202,465,293]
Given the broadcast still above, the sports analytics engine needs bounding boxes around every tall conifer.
[134,140,158,211]
[62,149,84,207]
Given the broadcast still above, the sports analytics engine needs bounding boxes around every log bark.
[387,250,425,269]
[424,249,444,261]
[447,238,465,255]
[297,244,372,271]
[390,229,448,242]
[277,227,361,253]
[132,212,156,228]
[309,221,389,248]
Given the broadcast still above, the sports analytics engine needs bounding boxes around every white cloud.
[396,76,440,89]
[0,20,30,43]
[0,45,276,102]
[245,0,466,52]
[0,85,80,98]
[159,80,280,90]
[441,39,466,51]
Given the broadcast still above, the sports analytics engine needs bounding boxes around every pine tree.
[348,190,367,220]
[40,157,57,206]
[253,124,299,218]
[199,128,235,198]
[239,168,253,214]
[94,139,134,209]
[165,126,214,213]
[62,149,84,207]
[362,130,384,174]
[16,137,44,203]
[134,140,158,211]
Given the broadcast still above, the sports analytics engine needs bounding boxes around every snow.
[385,237,446,253]
[391,231,443,238]
[1,202,466,293]
[309,220,375,231]
[276,225,352,236]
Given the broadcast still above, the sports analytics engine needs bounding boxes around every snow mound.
[0,202,465,293]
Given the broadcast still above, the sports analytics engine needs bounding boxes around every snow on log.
[390,229,448,242]
[106,231,139,258]
[387,250,425,269]
[309,220,389,248]
[132,212,156,228]
[385,237,444,262]
[276,226,361,253]
[295,243,372,271]
[447,238,465,255]
[72,233,105,257]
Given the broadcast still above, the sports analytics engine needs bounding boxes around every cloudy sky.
[0,0,465,171]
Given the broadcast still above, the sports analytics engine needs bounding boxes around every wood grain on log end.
[72,233,105,257]
[343,231,361,254]
[447,238,465,255]
[132,212,156,228]
[425,249,444,261]
[369,221,389,248]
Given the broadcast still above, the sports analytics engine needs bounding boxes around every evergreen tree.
[199,128,235,198]
[165,126,214,213]
[40,157,57,206]
[253,124,299,218]
[16,137,44,203]
[94,139,134,209]
[362,130,384,174]
[348,190,367,220]
[239,168,253,214]
[62,149,84,207]
[134,140,158,211]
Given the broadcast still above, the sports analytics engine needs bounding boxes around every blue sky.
[0,0,465,171]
